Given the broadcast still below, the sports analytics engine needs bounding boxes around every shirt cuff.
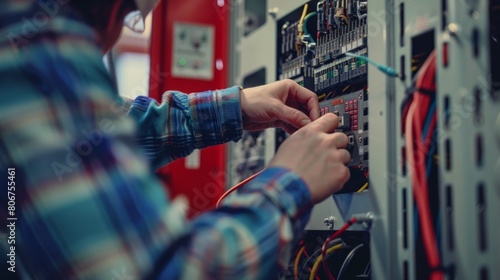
[188,86,243,147]
[232,167,313,223]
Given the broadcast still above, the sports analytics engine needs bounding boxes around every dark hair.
[67,0,137,32]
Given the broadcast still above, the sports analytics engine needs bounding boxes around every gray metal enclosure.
[228,0,500,279]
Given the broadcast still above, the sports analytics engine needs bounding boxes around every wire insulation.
[294,246,307,280]
[321,217,358,280]
[404,51,444,280]
[216,171,263,207]
[309,244,343,280]
[337,244,365,280]
[357,182,368,193]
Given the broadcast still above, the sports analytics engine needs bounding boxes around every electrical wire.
[363,262,371,276]
[356,182,368,193]
[297,4,309,52]
[300,4,309,26]
[216,170,263,207]
[337,243,365,280]
[294,246,307,280]
[356,1,367,19]
[345,52,399,77]
[303,12,318,44]
[299,239,343,280]
[405,51,444,280]
[309,244,343,280]
[321,217,358,280]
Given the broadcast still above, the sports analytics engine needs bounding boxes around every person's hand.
[240,79,320,134]
[269,113,350,203]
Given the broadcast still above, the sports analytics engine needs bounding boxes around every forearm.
[127,87,243,169]
[149,168,313,279]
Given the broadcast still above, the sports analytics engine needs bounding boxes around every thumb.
[308,113,340,133]
[275,105,311,129]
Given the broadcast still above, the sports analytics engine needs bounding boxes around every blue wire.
[423,101,442,256]
[414,99,436,247]
[345,52,399,77]
[422,101,436,143]
[422,100,436,177]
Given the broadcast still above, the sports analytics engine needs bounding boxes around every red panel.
[149,0,230,218]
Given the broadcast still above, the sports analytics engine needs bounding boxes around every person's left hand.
[240,79,320,134]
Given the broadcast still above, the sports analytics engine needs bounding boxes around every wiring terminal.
[352,212,374,229]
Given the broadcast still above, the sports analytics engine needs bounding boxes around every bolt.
[323,216,336,230]
[268,7,279,18]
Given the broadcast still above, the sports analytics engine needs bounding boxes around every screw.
[268,7,279,18]
[323,216,336,230]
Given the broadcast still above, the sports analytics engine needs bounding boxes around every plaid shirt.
[0,1,312,279]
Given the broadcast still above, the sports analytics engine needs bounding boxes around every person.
[0,0,350,279]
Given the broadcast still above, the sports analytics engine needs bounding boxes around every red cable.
[321,217,358,280]
[405,51,444,280]
[216,171,263,208]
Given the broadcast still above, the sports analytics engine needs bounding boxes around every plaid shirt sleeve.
[127,87,243,170]
[0,3,313,280]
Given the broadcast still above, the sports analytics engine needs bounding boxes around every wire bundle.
[320,217,358,280]
[403,50,444,280]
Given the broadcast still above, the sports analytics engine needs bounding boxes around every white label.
[185,149,201,169]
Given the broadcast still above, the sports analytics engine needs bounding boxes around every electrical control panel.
[171,22,215,80]
[229,0,500,279]
[319,89,369,168]
[276,0,370,194]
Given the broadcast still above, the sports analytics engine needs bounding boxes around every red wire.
[405,51,444,280]
[216,170,263,207]
[321,217,358,280]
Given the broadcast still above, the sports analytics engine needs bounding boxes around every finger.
[275,105,312,129]
[288,80,321,121]
[329,132,349,148]
[337,149,351,164]
[282,123,299,135]
[308,113,339,133]
[338,166,351,186]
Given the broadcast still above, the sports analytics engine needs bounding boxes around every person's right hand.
[269,113,350,203]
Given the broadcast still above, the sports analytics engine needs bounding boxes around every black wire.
[363,261,371,275]
[336,243,364,280]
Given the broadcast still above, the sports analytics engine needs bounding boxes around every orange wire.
[216,170,264,207]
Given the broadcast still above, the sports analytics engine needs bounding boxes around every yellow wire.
[294,246,306,280]
[309,244,343,280]
[300,4,309,24]
[357,182,369,193]
[342,84,351,92]
[338,14,350,24]
[297,4,309,52]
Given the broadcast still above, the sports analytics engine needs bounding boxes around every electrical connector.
[352,212,374,229]
[345,52,400,78]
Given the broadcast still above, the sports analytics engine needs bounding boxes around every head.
[69,0,160,52]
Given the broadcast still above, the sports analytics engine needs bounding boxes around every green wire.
[303,12,317,43]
